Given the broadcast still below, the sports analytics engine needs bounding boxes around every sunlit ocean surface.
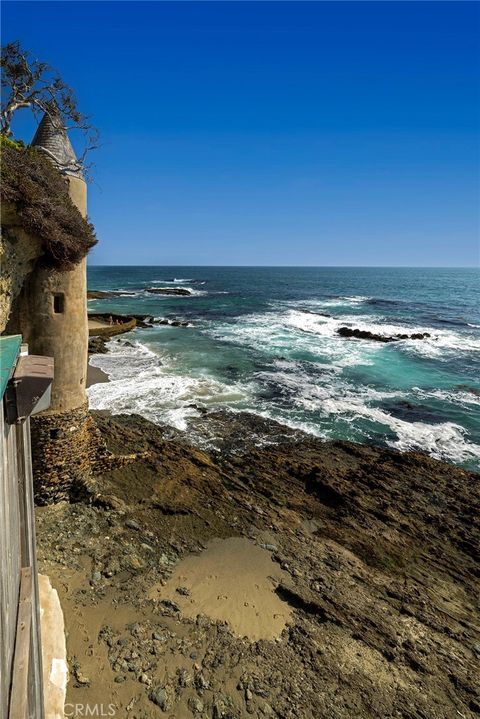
[87,266,480,470]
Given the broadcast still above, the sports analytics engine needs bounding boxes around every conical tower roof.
[31,111,83,177]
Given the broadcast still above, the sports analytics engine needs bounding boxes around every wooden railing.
[1,392,44,718]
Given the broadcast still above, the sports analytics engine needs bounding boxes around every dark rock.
[125,519,140,530]
[88,336,108,355]
[160,599,181,612]
[146,287,192,296]
[156,318,191,327]
[73,665,91,686]
[176,586,190,596]
[337,327,431,343]
[87,290,136,299]
[301,309,331,317]
[130,314,155,328]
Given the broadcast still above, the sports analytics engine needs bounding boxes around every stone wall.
[31,405,150,505]
[30,403,94,504]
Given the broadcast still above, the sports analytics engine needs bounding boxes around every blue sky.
[3,1,479,266]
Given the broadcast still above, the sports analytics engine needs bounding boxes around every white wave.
[174,278,193,282]
[87,339,248,431]
[206,311,377,369]
[250,358,480,464]
[412,386,480,407]
[240,407,327,440]
[257,366,399,411]
[312,295,371,307]
[187,288,208,297]
[152,317,195,328]
[280,309,480,357]
[343,295,372,303]
[86,308,480,467]
[321,394,480,464]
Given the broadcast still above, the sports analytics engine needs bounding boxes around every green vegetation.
[1,136,97,269]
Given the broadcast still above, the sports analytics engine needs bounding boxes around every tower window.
[53,293,65,313]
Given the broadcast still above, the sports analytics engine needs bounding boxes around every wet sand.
[151,537,292,641]
[86,361,109,387]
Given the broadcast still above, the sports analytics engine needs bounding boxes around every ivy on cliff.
[1,136,97,269]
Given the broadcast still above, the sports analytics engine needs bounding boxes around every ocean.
[86,266,480,471]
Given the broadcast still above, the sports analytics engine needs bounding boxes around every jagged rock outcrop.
[337,326,431,342]
[146,287,192,296]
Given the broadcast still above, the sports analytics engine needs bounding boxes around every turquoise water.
[87,266,480,470]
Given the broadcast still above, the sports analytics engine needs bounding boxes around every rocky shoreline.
[35,408,480,718]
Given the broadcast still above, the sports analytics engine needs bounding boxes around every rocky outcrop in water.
[337,326,431,342]
[88,336,108,354]
[146,287,192,296]
[87,290,136,299]
[156,318,191,327]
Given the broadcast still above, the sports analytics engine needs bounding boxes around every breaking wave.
[85,267,480,470]
[88,338,249,431]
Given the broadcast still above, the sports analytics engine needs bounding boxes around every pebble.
[161,599,180,612]
[138,673,149,684]
[260,703,274,716]
[149,687,167,710]
[74,669,90,686]
[188,697,204,714]
[114,675,125,683]
[125,554,145,570]
[125,519,140,530]
[176,586,190,596]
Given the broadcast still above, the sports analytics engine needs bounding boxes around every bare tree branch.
[1,41,99,170]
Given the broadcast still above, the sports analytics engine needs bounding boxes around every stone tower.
[8,112,92,502]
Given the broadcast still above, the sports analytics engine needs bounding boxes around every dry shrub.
[1,137,97,269]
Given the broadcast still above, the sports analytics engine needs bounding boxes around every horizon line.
[87,264,479,269]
